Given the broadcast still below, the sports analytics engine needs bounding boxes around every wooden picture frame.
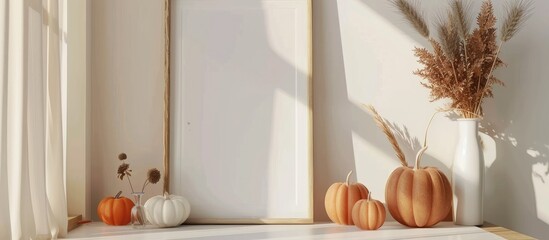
[163,0,313,224]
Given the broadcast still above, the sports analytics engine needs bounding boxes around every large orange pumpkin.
[325,171,369,225]
[352,192,386,230]
[385,147,452,227]
[97,191,134,225]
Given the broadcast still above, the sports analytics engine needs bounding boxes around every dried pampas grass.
[393,0,532,118]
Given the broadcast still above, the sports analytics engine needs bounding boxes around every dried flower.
[118,153,127,161]
[141,168,162,192]
[147,168,161,184]
[116,153,132,190]
[116,153,161,194]
[117,163,131,180]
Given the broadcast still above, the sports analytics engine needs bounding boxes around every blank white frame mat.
[170,0,312,222]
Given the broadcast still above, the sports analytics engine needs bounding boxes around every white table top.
[66,222,504,240]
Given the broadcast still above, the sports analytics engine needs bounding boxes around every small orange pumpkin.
[97,191,134,225]
[352,192,386,230]
[385,147,452,227]
[325,171,369,225]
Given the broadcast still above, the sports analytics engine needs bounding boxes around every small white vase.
[452,118,484,226]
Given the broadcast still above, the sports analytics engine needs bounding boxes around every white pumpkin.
[144,193,191,227]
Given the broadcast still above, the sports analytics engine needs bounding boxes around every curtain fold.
[0,0,9,236]
[0,0,68,239]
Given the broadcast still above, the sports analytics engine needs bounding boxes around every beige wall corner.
[67,0,91,219]
[90,0,164,221]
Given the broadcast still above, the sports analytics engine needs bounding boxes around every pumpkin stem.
[115,191,122,199]
[367,191,371,201]
[416,110,446,169]
[345,170,353,186]
[414,146,428,170]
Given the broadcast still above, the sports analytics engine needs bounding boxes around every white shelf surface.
[66,222,504,240]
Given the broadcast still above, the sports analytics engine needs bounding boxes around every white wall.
[90,0,164,220]
[88,0,549,238]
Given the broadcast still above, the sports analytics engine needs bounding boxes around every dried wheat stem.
[475,41,503,115]
[475,0,531,115]
[452,0,471,38]
[474,57,484,101]
[365,105,407,167]
[453,107,477,118]
[422,108,480,150]
[450,107,482,119]
[451,61,459,85]
[393,0,430,38]
[501,0,532,42]
[422,110,443,148]
[463,40,469,67]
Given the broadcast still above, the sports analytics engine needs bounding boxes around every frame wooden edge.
[164,0,314,224]
[163,0,171,195]
[306,0,314,223]
[67,215,83,232]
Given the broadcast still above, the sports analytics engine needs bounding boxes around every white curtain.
[0,0,68,239]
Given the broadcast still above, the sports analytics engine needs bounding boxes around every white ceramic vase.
[452,118,484,226]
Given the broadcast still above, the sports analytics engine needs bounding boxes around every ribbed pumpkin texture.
[352,192,386,230]
[325,171,369,225]
[97,191,134,225]
[144,193,191,227]
[385,165,452,227]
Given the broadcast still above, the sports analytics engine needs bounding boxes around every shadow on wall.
[481,119,549,233]
[312,0,358,221]
[312,0,417,222]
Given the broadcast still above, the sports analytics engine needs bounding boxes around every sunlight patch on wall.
[532,162,549,224]
[508,136,518,147]
[267,89,300,217]
[527,149,541,158]
[480,133,497,168]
